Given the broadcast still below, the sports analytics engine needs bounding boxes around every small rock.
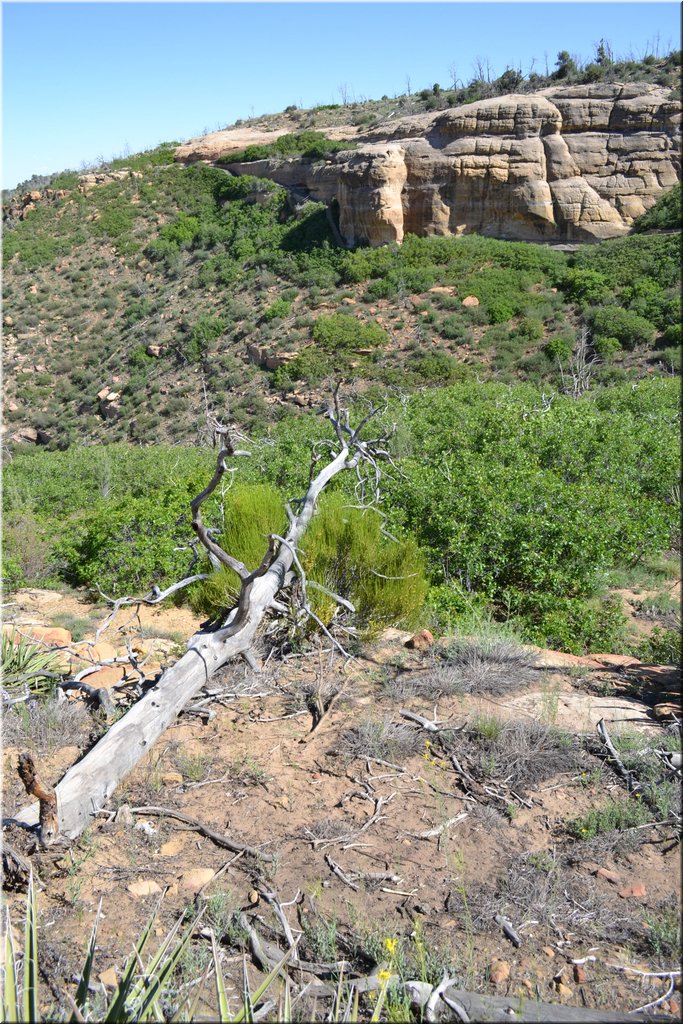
[127,879,162,897]
[573,965,588,984]
[618,881,647,899]
[136,822,157,836]
[248,889,260,905]
[462,295,480,307]
[668,994,681,1015]
[114,804,134,826]
[162,771,184,786]
[542,946,555,958]
[405,629,434,650]
[556,982,573,999]
[489,959,510,987]
[98,967,118,988]
[179,869,215,894]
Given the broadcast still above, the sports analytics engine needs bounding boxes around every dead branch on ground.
[11,390,395,842]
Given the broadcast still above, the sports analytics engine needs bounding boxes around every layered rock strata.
[177,83,680,246]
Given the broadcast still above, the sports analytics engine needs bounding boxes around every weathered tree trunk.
[11,406,382,842]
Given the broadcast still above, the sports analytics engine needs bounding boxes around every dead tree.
[11,392,393,842]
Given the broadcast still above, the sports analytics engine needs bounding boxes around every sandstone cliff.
[176,83,680,246]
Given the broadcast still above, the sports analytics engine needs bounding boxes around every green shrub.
[312,313,387,352]
[593,335,621,360]
[409,352,467,384]
[50,170,80,189]
[544,335,573,363]
[190,486,427,633]
[520,594,629,656]
[263,298,291,321]
[438,315,470,341]
[302,492,427,632]
[591,306,656,350]
[633,183,681,232]
[57,488,198,594]
[568,796,652,839]
[222,131,352,163]
[515,316,544,343]
[180,315,226,363]
[190,484,287,616]
[637,626,682,666]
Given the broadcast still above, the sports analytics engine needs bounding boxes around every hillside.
[2,149,681,451]
[1,54,682,1023]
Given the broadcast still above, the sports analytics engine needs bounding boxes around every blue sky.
[2,2,680,189]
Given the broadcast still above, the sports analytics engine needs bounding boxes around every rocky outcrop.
[177,84,680,246]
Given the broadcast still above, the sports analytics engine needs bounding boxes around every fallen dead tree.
[11,392,394,842]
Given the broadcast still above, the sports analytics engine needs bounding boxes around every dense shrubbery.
[381,378,680,652]
[633,183,681,232]
[220,131,353,164]
[3,378,679,653]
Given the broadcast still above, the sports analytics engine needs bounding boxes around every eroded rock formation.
[177,83,680,245]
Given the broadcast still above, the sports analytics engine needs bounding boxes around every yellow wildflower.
[383,937,398,957]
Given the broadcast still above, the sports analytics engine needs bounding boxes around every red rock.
[405,629,434,650]
[489,959,510,987]
[573,965,588,984]
[3,624,71,647]
[534,649,602,670]
[618,881,647,899]
[594,653,640,668]
[80,666,127,690]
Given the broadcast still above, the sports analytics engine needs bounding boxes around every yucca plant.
[1,630,62,699]
[1,877,297,1023]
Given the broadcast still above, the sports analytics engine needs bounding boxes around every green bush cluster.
[3,374,679,653]
[312,313,387,352]
[221,131,352,164]
[633,183,681,233]
[179,315,226,363]
[382,378,680,653]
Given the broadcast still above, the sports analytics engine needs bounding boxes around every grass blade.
[103,904,157,1022]
[3,910,19,1024]
[212,930,231,1022]
[230,944,296,1024]
[135,919,196,1022]
[370,977,388,1022]
[22,873,39,1024]
[72,898,102,1016]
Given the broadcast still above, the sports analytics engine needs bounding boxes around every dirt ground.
[2,589,681,1021]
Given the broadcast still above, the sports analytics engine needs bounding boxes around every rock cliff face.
[177,83,680,246]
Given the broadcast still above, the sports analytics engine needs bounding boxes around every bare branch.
[190,440,252,579]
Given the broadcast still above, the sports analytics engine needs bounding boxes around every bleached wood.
[12,444,355,840]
